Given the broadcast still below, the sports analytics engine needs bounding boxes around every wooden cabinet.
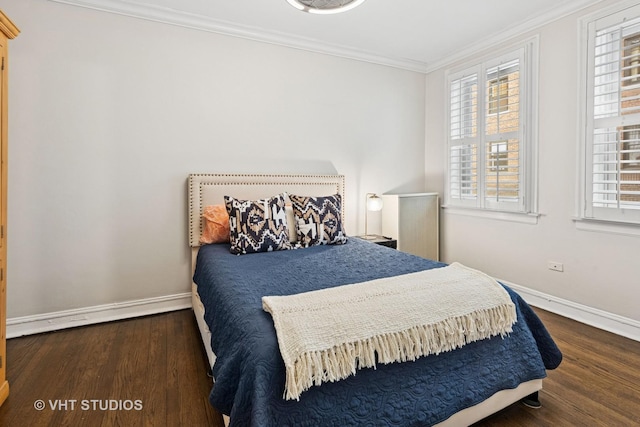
[0,10,19,408]
[381,193,439,261]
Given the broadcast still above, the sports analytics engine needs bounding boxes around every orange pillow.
[200,204,230,244]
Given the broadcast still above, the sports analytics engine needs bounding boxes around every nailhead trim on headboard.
[187,174,346,248]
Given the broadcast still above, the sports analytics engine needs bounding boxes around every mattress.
[193,238,562,426]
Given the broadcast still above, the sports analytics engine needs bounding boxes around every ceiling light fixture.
[286,0,367,15]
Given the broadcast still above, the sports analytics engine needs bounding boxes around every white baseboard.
[6,284,639,343]
[503,280,640,342]
[6,292,192,338]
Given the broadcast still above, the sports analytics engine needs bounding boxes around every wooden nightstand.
[355,235,397,249]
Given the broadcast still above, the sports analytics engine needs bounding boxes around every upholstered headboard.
[188,173,345,248]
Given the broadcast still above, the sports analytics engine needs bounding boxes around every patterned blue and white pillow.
[289,193,348,247]
[224,193,292,254]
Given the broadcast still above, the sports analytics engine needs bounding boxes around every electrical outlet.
[548,261,564,272]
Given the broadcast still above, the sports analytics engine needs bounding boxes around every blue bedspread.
[193,238,562,427]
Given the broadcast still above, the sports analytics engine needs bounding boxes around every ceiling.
[56,0,603,72]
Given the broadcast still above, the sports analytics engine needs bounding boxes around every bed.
[188,173,562,426]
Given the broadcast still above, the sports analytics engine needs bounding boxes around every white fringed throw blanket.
[262,262,517,401]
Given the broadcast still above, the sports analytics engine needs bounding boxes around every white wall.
[425,0,640,327]
[4,1,426,320]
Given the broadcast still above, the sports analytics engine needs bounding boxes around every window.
[581,2,640,225]
[622,34,640,87]
[488,76,510,115]
[488,141,509,172]
[446,39,537,215]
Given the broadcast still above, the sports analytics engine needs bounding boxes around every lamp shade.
[366,194,383,211]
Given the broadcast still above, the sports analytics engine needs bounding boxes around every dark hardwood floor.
[0,310,222,427]
[0,307,638,426]
[474,309,640,427]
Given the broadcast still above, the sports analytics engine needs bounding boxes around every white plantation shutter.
[484,58,522,210]
[447,46,533,214]
[585,4,640,223]
[449,72,478,205]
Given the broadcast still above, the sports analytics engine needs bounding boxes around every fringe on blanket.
[284,304,516,401]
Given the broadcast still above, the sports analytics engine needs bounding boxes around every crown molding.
[48,0,429,73]
[0,10,20,39]
[49,0,605,75]
[424,0,605,73]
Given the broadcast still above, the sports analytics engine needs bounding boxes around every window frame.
[578,0,640,228]
[444,37,539,222]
